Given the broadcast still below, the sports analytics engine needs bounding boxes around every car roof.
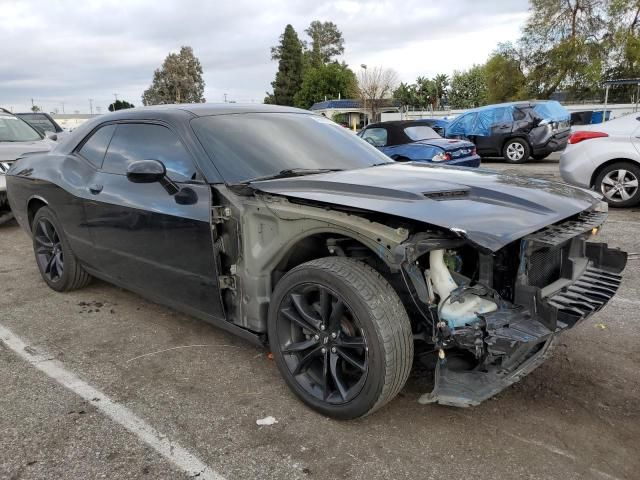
[100,103,308,121]
[363,120,442,146]
[365,119,443,129]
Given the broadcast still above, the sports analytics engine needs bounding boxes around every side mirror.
[46,131,58,141]
[126,160,166,184]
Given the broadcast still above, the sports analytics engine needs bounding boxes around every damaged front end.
[399,207,627,407]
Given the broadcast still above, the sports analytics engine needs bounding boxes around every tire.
[532,153,549,161]
[503,138,530,164]
[32,206,91,292]
[594,161,640,208]
[268,257,413,419]
[0,192,13,226]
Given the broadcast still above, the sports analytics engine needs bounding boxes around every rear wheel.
[595,162,640,207]
[268,257,413,419]
[32,206,91,291]
[503,138,530,164]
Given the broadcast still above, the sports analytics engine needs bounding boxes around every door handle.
[89,184,103,194]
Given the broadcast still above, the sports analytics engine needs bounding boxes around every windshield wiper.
[240,168,343,184]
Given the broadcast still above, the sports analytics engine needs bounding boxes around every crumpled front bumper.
[421,236,626,408]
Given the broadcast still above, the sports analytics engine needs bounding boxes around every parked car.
[570,110,612,126]
[406,117,449,136]
[7,104,626,418]
[560,113,640,207]
[16,112,66,140]
[444,101,571,163]
[0,109,53,224]
[359,120,480,167]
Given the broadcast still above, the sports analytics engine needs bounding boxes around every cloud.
[0,0,529,113]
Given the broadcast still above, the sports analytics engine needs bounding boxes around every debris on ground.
[256,416,278,426]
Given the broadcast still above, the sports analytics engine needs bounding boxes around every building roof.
[310,99,401,110]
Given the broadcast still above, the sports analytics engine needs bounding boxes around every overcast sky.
[0,0,530,114]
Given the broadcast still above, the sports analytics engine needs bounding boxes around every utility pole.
[360,64,367,126]
[89,98,93,115]
[61,102,65,114]
[224,93,228,103]
[31,98,34,109]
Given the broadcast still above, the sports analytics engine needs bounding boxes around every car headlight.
[432,152,451,162]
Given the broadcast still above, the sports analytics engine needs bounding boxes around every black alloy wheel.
[34,217,64,283]
[268,257,413,419]
[31,206,91,292]
[275,283,368,405]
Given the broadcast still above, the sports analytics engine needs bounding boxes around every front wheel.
[503,138,530,164]
[595,162,640,207]
[268,257,413,419]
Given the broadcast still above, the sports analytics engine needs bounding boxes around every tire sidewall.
[503,138,530,164]
[595,162,640,208]
[268,263,388,419]
[32,206,77,291]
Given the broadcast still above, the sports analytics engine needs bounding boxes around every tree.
[520,0,607,99]
[265,25,304,106]
[108,99,134,112]
[485,44,526,103]
[393,82,418,111]
[30,105,40,113]
[603,0,640,101]
[448,65,487,109]
[142,46,205,105]
[293,62,358,109]
[358,66,398,122]
[304,21,345,67]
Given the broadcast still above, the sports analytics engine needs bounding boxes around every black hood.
[251,163,601,251]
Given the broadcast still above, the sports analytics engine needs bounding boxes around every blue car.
[359,120,480,167]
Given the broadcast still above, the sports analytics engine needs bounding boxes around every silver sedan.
[560,113,640,207]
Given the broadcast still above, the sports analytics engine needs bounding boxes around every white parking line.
[0,323,225,480]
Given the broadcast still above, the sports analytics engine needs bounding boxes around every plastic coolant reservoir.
[428,249,497,328]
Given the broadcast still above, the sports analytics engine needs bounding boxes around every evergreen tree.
[305,21,345,68]
[108,99,134,112]
[266,25,304,106]
[142,46,205,105]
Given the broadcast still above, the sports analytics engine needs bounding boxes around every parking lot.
[1,156,639,480]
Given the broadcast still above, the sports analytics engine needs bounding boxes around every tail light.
[568,131,609,144]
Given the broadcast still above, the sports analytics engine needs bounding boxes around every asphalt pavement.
[1,156,639,480]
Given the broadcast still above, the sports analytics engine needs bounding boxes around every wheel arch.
[27,195,49,233]
[590,158,640,187]
[272,230,395,284]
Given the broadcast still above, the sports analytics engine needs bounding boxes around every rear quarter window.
[77,125,116,168]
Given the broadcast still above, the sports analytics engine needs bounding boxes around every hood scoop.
[423,189,469,200]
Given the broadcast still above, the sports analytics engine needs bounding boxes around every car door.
[477,107,512,156]
[82,122,224,319]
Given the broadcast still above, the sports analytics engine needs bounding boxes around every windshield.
[404,125,440,141]
[191,113,392,183]
[0,115,42,142]
[18,114,58,133]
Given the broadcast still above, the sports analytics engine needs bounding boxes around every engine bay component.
[427,249,497,328]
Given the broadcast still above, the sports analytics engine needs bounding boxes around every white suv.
[0,110,53,224]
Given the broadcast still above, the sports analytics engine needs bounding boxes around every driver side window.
[102,123,198,182]
[361,128,388,147]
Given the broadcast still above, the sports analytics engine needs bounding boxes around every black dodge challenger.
[6,104,626,419]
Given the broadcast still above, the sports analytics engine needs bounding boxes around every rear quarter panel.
[7,153,95,261]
